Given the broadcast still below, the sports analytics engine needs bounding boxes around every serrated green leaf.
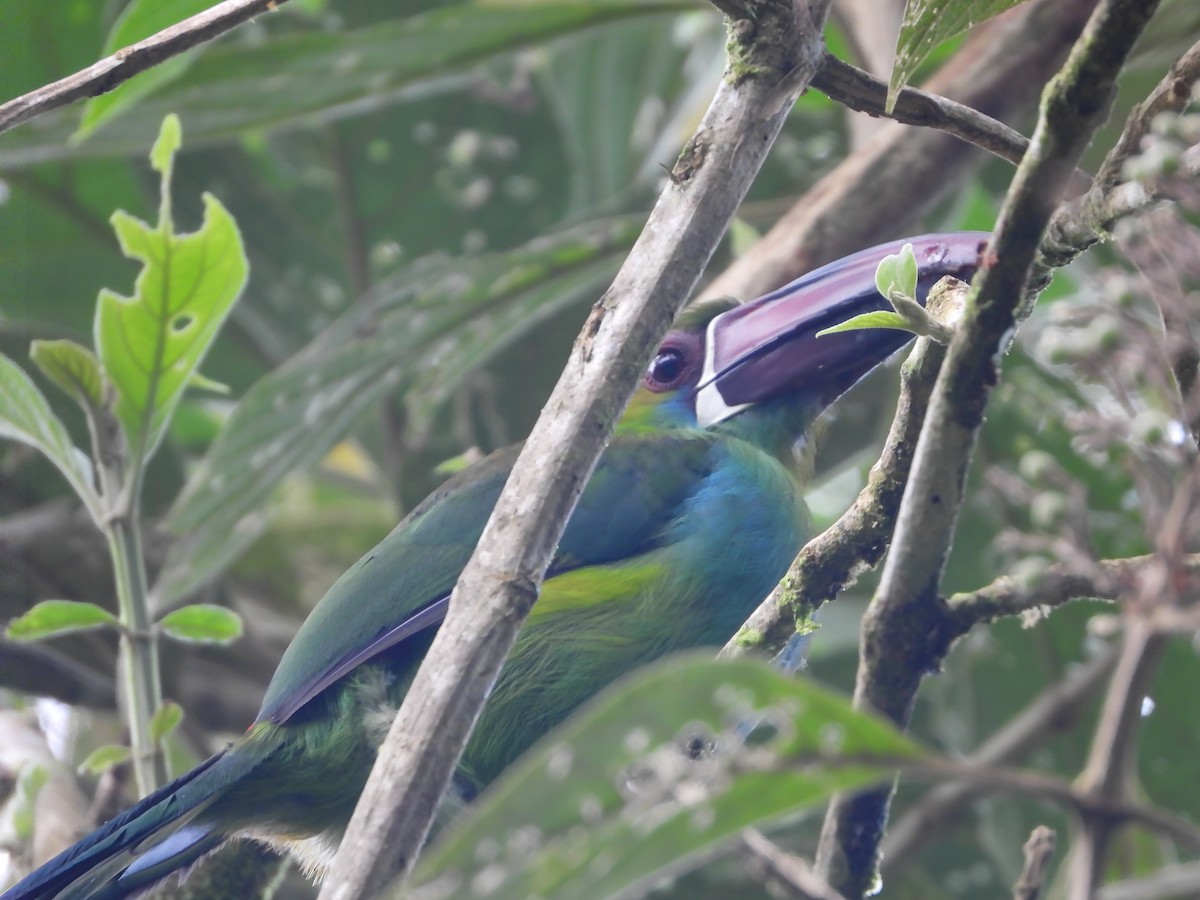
[75,2,215,142]
[415,655,924,899]
[30,339,104,408]
[0,2,694,168]
[95,117,248,466]
[6,600,119,641]
[817,311,913,337]
[78,744,132,776]
[875,243,918,303]
[149,701,185,743]
[888,0,1032,111]
[0,353,102,522]
[158,217,638,603]
[158,604,243,645]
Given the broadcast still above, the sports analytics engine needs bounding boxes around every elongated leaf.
[158,604,243,645]
[817,310,912,337]
[75,0,217,142]
[414,655,924,900]
[30,340,104,408]
[0,2,694,167]
[149,701,185,743]
[158,217,638,603]
[78,745,132,776]
[0,353,102,521]
[95,116,249,465]
[5,600,119,641]
[888,0,1032,111]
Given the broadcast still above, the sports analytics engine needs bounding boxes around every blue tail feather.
[2,750,246,900]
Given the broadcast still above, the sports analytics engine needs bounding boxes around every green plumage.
[7,232,986,900]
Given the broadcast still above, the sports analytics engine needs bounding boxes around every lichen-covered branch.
[814,1,1163,895]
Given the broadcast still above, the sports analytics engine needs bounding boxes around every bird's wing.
[256,433,719,725]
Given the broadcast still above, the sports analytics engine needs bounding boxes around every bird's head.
[617,232,989,438]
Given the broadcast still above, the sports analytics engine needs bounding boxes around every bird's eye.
[643,336,698,393]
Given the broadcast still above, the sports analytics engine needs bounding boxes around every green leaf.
[0,2,694,168]
[158,604,243,645]
[12,765,49,842]
[149,112,182,177]
[875,242,918,303]
[158,216,638,603]
[78,744,132,776]
[75,2,216,142]
[888,0,1032,111]
[817,311,913,337]
[5,600,119,641]
[149,701,185,743]
[95,116,249,466]
[30,340,104,408]
[415,655,924,899]
[0,353,103,522]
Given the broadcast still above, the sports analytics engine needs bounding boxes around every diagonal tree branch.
[316,2,836,898]
[0,0,291,136]
[814,1,1164,896]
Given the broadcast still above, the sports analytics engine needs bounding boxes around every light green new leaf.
[875,242,918,303]
[5,600,119,641]
[149,701,185,743]
[0,353,102,522]
[95,116,248,465]
[888,0,1032,111]
[30,340,104,409]
[817,310,913,337]
[414,655,925,900]
[75,0,217,142]
[158,604,243,645]
[78,745,133,777]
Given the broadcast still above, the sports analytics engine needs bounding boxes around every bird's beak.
[695,232,989,427]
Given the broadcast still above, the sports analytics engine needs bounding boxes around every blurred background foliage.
[2,1,1199,897]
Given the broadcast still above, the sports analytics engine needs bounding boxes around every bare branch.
[882,644,1119,864]
[815,1,1163,895]
[811,52,1034,169]
[741,829,847,900]
[316,3,832,897]
[1013,826,1057,900]
[0,0,291,136]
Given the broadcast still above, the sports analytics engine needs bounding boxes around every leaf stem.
[106,510,166,795]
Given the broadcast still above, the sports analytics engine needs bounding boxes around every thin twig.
[811,52,1034,170]
[882,644,1119,864]
[0,0,291,136]
[1013,826,1057,900]
[741,830,847,900]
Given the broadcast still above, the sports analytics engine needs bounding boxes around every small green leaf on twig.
[149,701,185,743]
[875,243,919,301]
[30,340,104,408]
[818,311,913,337]
[158,604,243,645]
[6,600,120,641]
[12,765,49,841]
[78,744,132,776]
[0,353,103,523]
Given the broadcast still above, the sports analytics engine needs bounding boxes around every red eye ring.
[643,332,700,393]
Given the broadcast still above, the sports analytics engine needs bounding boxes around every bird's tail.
[2,748,258,900]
